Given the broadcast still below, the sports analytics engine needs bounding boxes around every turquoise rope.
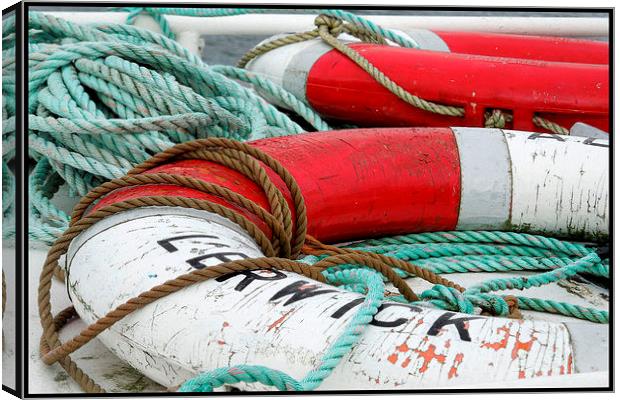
[179,268,385,392]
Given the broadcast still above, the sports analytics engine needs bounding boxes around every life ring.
[92,127,609,241]
[50,127,608,391]
[245,37,609,132]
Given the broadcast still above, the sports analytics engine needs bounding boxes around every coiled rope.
[1,11,331,245]
[39,137,607,393]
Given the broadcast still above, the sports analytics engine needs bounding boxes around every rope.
[38,137,607,393]
[1,11,331,245]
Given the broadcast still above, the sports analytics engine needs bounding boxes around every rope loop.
[314,14,344,36]
[484,109,508,129]
[420,285,475,314]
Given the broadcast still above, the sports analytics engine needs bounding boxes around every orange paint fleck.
[559,365,565,375]
[444,339,451,349]
[518,370,526,379]
[401,356,411,368]
[387,353,398,364]
[223,322,230,328]
[481,325,511,351]
[397,342,409,353]
[511,331,536,360]
[448,353,464,379]
[414,344,446,373]
[536,371,543,377]
[567,354,573,374]
[267,308,295,332]
[217,340,226,345]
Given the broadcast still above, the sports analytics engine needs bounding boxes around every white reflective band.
[401,29,450,52]
[504,130,609,239]
[246,38,332,107]
[453,127,512,230]
[283,39,334,101]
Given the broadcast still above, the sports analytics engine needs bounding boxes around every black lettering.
[583,137,609,148]
[331,300,422,328]
[371,303,423,328]
[188,252,248,269]
[270,280,337,306]
[216,269,287,291]
[427,312,483,342]
[330,298,365,319]
[528,133,566,142]
[157,235,219,252]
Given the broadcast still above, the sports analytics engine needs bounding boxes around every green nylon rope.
[339,231,609,323]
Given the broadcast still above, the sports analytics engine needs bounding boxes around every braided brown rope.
[37,136,496,393]
[240,14,569,134]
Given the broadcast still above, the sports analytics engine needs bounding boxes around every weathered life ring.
[245,36,609,132]
[92,127,609,241]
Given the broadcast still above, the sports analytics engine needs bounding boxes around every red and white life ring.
[61,128,609,391]
[93,127,609,241]
[245,36,609,132]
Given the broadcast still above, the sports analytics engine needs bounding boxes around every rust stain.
[266,308,295,332]
[481,325,511,351]
[511,331,536,360]
[414,344,446,373]
[448,353,464,379]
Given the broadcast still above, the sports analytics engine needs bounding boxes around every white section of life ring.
[65,206,583,390]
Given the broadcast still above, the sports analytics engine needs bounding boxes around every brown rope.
[38,137,517,393]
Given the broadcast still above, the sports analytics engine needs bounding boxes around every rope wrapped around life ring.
[38,137,607,393]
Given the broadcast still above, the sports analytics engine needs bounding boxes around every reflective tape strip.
[402,29,450,51]
[453,127,512,230]
[246,38,332,105]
